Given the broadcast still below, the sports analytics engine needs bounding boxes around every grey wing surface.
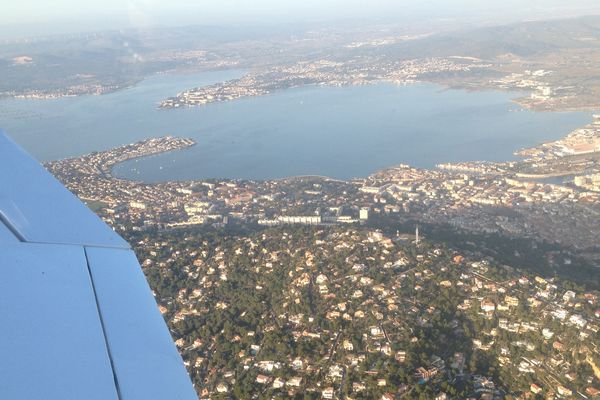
[0,131,197,400]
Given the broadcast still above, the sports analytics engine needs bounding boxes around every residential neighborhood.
[132,226,599,399]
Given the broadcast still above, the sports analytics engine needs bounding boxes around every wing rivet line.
[83,246,123,400]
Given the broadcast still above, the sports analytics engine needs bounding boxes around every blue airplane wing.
[0,131,198,400]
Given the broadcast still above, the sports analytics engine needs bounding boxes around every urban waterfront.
[0,70,590,181]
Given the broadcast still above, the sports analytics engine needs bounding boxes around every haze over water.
[0,70,590,181]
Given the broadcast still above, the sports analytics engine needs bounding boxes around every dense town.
[47,116,600,258]
[44,119,600,399]
[159,58,491,108]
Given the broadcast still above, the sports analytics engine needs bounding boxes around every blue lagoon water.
[0,70,590,181]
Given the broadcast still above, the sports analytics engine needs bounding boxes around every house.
[530,383,543,394]
[287,377,303,387]
[296,273,311,286]
[534,276,547,285]
[519,361,535,373]
[563,290,576,302]
[370,326,384,338]
[519,277,530,285]
[415,367,438,383]
[565,372,576,382]
[504,296,519,307]
[556,385,572,397]
[381,344,392,356]
[396,350,406,362]
[552,308,568,320]
[326,311,341,320]
[257,360,276,372]
[585,387,600,397]
[334,359,354,375]
[329,365,343,378]
[569,314,587,328]
[292,358,304,370]
[216,383,229,393]
[542,328,554,339]
[480,300,495,313]
[272,378,285,389]
[497,304,509,312]
[322,387,335,399]
[256,375,270,384]
[360,276,373,285]
[353,382,366,392]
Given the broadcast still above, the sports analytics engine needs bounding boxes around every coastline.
[5,68,592,183]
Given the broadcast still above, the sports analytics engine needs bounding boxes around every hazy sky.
[3,0,600,38]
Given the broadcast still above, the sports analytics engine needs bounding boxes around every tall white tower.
[415,225,420,245]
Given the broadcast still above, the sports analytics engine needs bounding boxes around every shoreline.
[107,110,595,186]
[8,68,593,184]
